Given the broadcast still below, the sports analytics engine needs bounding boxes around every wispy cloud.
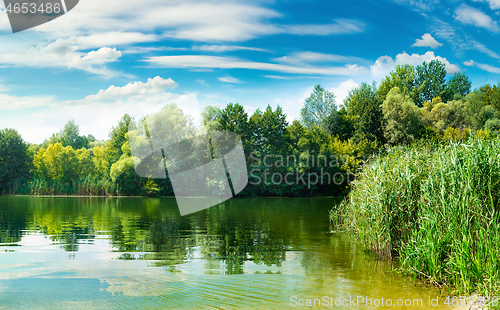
[281,19,366,35]
[145,55,369,76]
[454,4,500,32]
[464,60,500,73]
[218,76,242,83]
[472,0,500,10]
[431,19,500,58]
[393,0,440,11]
[192,45,269,53]
[272,51,367,65]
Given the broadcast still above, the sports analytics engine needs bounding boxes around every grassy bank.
[330,138,500,298]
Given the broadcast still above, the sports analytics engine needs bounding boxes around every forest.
[1,59,499,197]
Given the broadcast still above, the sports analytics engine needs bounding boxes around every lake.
[0,196,467,309]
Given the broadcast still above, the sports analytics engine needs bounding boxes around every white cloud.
[281,19,366,35]
[0,77,199,143]
[412,33,443,48]
[0,1,368,75]
[82,76,177,102]
[29,0,365,43]
[371,51,460,80]
[330,79,359,105]
[192,45,268,53]
[272,51,366,65]
[74,32,160,50]
[145,55,369,76]
[271,87,312,123]
[472,0,500,10]
[464,60,500,73]
[264,75,318,80]
[0,94,54,110]
[454,4,500,32]
[0,39,122,77]
[218,76,242,83]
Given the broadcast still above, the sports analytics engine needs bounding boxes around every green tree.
[59,120,89,150]
[344,82,383,142]
[330,108,355,141]
[382,87,423,145]
[201,106,222,132]
[110,155,142,195]
[250,105,289,155]
[108,114,133,163]
[0,129,30,193]
[218,103,252,153]
[378,64,419,105]
[33,143,93,192]
[442,72,471,102]
[465,85,500,130]
[300,84,337,133]
[415,60,447,106]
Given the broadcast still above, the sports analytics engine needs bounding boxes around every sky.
[1,0,500,143]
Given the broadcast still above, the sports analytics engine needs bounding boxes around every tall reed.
[331,138,500,296]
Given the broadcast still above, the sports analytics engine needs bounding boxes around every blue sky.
[1,0,500,143]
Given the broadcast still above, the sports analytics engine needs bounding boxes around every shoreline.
[1,194,341,199]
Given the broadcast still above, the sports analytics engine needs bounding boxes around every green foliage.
[250,105,289,155]
[344,82,382,142]
[442,72,471,102]
[465,85,500,131]
[0,129,31,193]
[201,105,222,132]
[108,114,133,163]
[382,87,423,145]
[110,155,142,195]
[420,97,466,135]
[32,143,93,193]
[300,84,337,133]
[330,108,354,140]
[331,139,500,297]
[218,103,252,152]
[59,119,89,150]
[414,60,447,106]
[378,64,419,105]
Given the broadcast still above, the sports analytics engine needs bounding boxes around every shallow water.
[0,196,468,309]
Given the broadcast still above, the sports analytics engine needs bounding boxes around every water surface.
[0,197,464,309]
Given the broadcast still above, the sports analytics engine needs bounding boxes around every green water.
[0,197,466,309]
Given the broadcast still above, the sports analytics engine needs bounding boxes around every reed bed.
[331,138,500,297]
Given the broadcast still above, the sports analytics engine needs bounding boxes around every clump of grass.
[331,137,500,297]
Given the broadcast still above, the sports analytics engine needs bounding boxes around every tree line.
[0,59,498,197]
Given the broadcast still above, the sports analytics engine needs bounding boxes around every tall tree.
[300,84,337,133]
[344,82,383,142]
[382,87,423,145]
[442,72,472,102]
[415,60,447,106]
[201,105,222,132]
[109,114,133,163]
[59,120,89,150]
[378,64,419,105]
[0,129,30,193]
[250,105,289,155]
[218,103,252,153]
